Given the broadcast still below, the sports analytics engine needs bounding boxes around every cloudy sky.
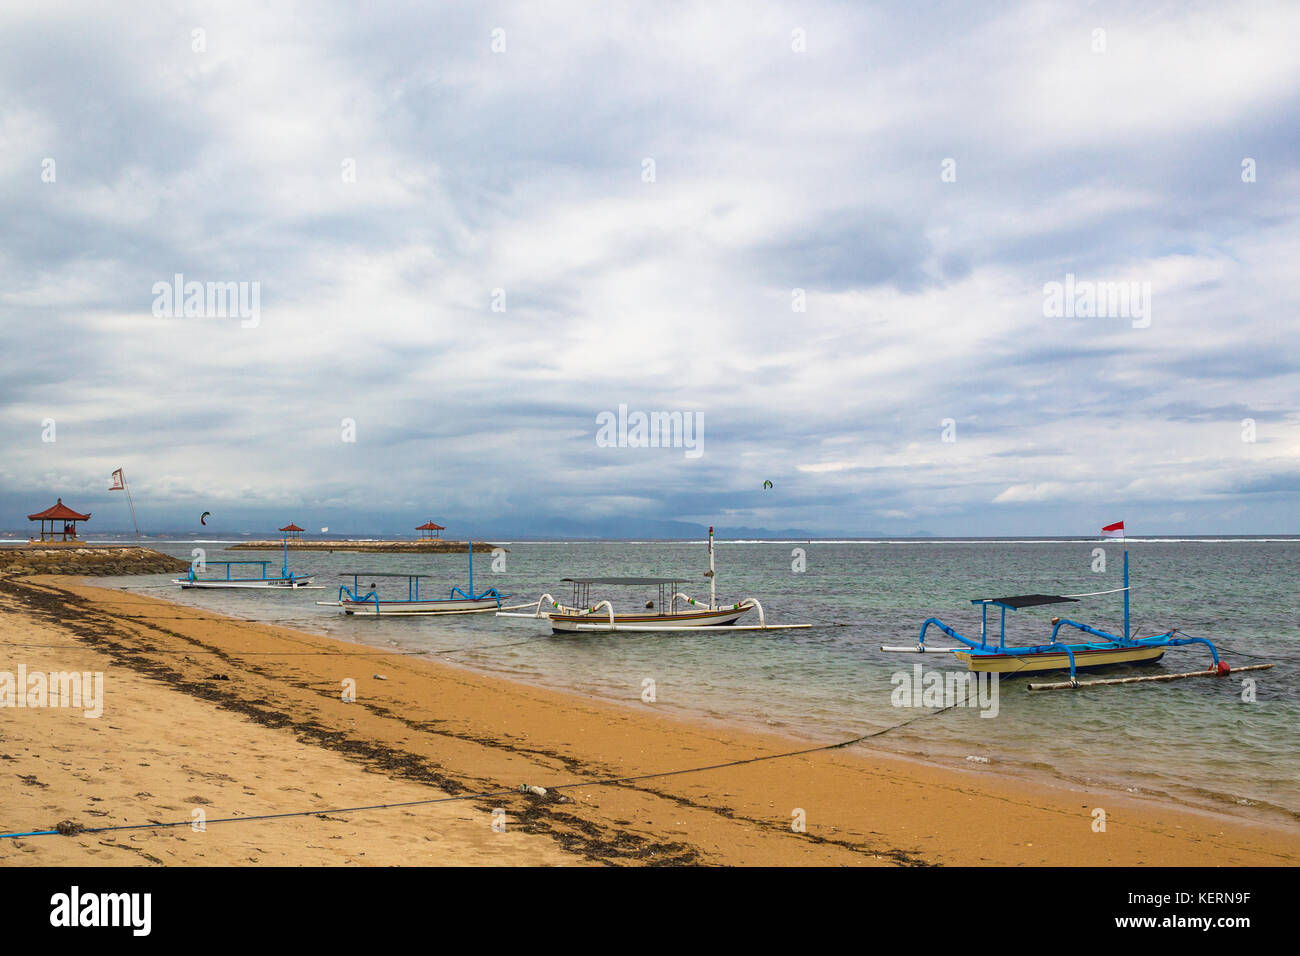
[2,1,1298,537]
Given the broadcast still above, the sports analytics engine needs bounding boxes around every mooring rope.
[1059,585,1133,598]
[0,700,966,841]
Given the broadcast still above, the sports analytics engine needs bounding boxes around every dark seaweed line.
[1,576,931,865]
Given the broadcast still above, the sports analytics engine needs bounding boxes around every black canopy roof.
[972,594,1079,610]
[338,572,428,578]
[562,577,683,585]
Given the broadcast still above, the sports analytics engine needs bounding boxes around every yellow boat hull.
[956,645,1165,674]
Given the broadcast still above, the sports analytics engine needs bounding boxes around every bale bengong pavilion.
[28,499,91,544]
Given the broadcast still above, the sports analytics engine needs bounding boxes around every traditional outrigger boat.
[316,542,514,616]
[498,528,810,633]
[174,534,316,589]
[881,551,1271,690]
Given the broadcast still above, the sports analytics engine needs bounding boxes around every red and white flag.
[109,468,125,491]
[1100,520,1125,539]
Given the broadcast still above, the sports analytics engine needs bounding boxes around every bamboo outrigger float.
[497,527,810,633]
[882,551,1271,690]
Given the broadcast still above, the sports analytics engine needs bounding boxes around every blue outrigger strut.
[449,541,507,602]
[907,551,1226,683]
[335,541,510,610]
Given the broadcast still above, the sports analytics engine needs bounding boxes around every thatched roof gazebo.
[279,522,305,540]
[415,520,444,541]
[28,498,91,543]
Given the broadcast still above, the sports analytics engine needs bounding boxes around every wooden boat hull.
[956,645,1165,674]
[325,596,503,616]
[547,605,751,632]
[175,576,316,589]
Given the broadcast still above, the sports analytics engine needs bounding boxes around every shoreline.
[297,607,1300,831]
[2,573,1297,866]
[225,583,1297,830]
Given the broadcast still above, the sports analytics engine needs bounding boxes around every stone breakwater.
[227,540,503,554]
[0,546,190,576]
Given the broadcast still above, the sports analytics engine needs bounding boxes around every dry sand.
[1,574,1296,866]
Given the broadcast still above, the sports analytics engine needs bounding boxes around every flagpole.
[124,478,140,544]
[115,469,141,544]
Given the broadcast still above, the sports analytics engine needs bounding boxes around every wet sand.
[1,574,1296,866]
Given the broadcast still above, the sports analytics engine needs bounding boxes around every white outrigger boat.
[174,534,317,589]
[316,542,516,616]
[498,527,810,633]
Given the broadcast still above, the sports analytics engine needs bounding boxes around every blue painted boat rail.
[449,585,508,606]
[918,617,976,648]
[338,579,382,613]
[1048,618,1137,646]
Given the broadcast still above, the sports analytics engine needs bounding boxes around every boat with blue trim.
[881,551,1253,688]
[173,533,315,589]
[316,541,511,615]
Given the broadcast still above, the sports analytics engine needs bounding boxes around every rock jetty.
[0,545,190,576]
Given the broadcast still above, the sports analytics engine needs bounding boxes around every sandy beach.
[1,572,1296,867]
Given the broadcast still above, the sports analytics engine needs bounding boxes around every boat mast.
[1123,549,1130,641]
[468,540,474,596]
[708,526,716,610]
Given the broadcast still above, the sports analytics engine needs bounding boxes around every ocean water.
[97,538,1299,822]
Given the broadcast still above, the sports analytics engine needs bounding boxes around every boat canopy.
[561,577,684,585]
[337,572,431,578]
[972,594,1079,610]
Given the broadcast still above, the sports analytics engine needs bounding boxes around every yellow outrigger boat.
[882,551,1272,690]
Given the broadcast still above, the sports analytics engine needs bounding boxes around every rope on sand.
[0,702,964,841]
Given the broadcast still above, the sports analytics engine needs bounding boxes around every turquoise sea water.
[99,538,1299,823]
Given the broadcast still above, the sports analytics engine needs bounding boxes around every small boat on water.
[174,534,316,589]
[498,527,809,633]
[881,551,1271,690]
[539,576,755,631]
[316,541,512,615]
[175,560,317,589]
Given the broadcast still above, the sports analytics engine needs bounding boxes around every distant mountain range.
[12,520,935,541]
[5,517,935,540]
[468,517,825,539]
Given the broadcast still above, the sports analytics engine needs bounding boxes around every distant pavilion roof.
[28,499,91,521]
[415,521,445,531]
[279,523,305,532]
